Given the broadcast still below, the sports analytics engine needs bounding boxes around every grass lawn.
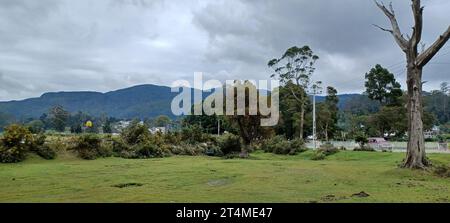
[0,150,449,203]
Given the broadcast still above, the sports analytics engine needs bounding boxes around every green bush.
[131,142,164,158]
[98,137,114,158]
[164,132,182,145]
[291,138,307,154]
[181,124,208,143]
[217,133,242,155]
[121,120,150,145]
[261,136,307,155]
[71,134,104,160]
[30,134,56,160]
[0,124,34,163]
[311,151,326,160]
[318,142,339,156]
[35,145,57,160]
[354,145,376,152]
[167,143,207,156]
[111,137,130,154]
[310,142,339,161]
[204,144,223,157]
[354,134,368,147]
[261,135,283,153]
[47,136,70,152]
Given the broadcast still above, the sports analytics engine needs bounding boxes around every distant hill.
[314,94,363,110]
[0,84,364,120]
[0,85,185,119]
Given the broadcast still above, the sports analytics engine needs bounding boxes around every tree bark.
[375,0,450,169]
[402,66,428,168]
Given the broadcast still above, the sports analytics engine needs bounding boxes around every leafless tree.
[374,0,450,169]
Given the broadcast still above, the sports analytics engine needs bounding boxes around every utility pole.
[217,119,221,136]
[310,81,322,150]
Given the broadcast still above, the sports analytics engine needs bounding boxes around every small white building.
[149,127,167,134]
[424,126,440,139]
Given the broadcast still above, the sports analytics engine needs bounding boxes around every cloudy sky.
[0,0,449,101]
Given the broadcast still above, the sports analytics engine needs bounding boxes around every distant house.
[424,126,440,139]
[112,120,144,133]
[112,121,130,133]
[149,127,167,134]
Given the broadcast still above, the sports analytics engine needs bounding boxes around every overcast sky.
[0,0,449,101]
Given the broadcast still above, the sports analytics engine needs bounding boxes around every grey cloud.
[0,0,448,101]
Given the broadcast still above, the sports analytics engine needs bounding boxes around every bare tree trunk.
[403,66,428,168]
[375,0,450,169]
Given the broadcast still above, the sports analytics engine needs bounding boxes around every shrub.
[354,145,376,152]
[261,135,282,153]
[26,120,45,134]
[355,134,368,147]
[272,139,292,155]
[30,134,57,160]
[71,134,103,160]
[318,142,339,156]
[181,124,208,143]
[170,143,208,156]
[0,124,33,163]
[121,120,150,145]
[310,142,339,161]
[31,134,47,148]
[217,133,242,155]
[262,136,307,155]
[111,137,130,154]
[35,145,57,160]
[291,138,307,154]
[47,136,70,152]
[98,137,114,158]
[311,151,326,160]
[164,132,182,145]
[132,142,164,159]
[204,144,223,157]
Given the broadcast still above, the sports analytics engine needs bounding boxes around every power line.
[429,62,450,65]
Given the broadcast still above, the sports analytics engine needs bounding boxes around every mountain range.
[0,84,362,120]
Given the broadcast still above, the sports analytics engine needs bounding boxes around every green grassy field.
[0,150,449,203]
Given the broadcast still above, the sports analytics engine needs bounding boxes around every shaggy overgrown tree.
[375,0,450,168]
[268,46,319,139]
[365,64,403,106]
[225,81,274,157]
[49,105,69,132]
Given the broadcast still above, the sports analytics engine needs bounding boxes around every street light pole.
[313,92,317,150]
[310,81,322,150]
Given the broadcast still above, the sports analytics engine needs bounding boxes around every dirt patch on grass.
[433,165,450,178]
[351,191,370,198]
[321,194,347,202]
[112,183,143,188]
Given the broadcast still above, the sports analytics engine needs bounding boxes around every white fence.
[305,141,450,153]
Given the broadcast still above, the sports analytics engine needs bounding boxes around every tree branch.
[416,26,450,67]
[374,1,409,52]
[288,85,302,104]
[411,0,423,52]
[373,24,393,34]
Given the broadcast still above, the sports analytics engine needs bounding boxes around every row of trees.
[16,106,118,134]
